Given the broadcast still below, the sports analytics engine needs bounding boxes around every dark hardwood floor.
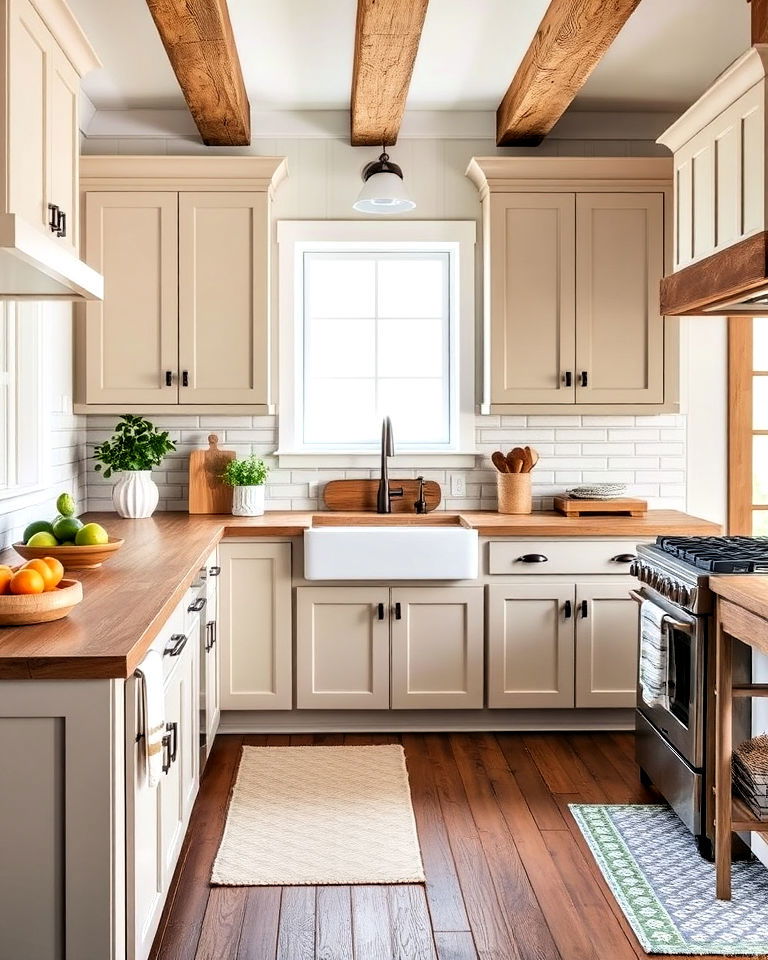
[149,732,718,960]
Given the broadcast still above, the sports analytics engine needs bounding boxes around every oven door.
[632,588,706,769]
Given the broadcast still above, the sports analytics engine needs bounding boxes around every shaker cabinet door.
[575,581,639,708]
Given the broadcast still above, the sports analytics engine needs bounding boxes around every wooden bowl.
[0,579,83,626]
[12,538,124,570]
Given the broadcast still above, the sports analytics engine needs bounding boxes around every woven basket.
[496,473,532,515]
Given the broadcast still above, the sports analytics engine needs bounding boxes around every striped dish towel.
[135,649,166,788]
[639,599,669,710]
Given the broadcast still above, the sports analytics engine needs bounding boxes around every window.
[277,221,475,465]
[0,302,44,499]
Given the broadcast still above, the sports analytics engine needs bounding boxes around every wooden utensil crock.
[496,473,532,515]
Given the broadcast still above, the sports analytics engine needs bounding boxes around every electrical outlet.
[449,473,466,498]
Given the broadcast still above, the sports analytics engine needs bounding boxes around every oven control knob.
[629,560,638,577]
[679,586,691,606]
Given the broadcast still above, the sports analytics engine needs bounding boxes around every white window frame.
[276,220,477,468]
[0,302,46,503]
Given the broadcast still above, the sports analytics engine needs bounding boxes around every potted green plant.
[93,415,176,518]
[221,455,269,516]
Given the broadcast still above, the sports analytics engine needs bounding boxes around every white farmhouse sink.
[303,516,478,580]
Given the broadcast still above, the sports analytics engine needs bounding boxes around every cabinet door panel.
[47,46,79,252]
[160,661,184,884]
[490,193,575,404]
[296,587,389,709]
[219,542,292,710]
[84,192,179,404]
[576,193,665,404]
[575,581,639,708]
[390,587,484,709]
[179,193,270,404]
[487,583,575,708]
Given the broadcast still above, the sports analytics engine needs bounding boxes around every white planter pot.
[232,485,265,517]
[112,470,159,519]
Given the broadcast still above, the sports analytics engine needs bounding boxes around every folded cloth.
[639,599,669,710]
[135,649,166,788]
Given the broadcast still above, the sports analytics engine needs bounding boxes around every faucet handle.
[414,476,427,514]
[390,484,405,498]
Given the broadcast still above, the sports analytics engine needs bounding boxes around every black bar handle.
[161,734,171,774]
[580,599,589,618]
[516,553,548,563]
[164,633,188,657]
[205,621,217,652]
[563,371,572,387]
[187,596,206,613]
[377,603,385,620]
[166,721,178,764]
[56,209,66,238]
[165,370,173,386]
[209,565,221,577]
[564,600,572,619]
[394,602,402,620]
[182,370,189,387]
[47,203,59,232]
[580,371,588,387]
[611,553,636,563]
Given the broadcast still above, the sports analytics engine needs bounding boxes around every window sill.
[274,451,480,469]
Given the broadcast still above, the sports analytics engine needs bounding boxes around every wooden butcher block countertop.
[0,509,720,680]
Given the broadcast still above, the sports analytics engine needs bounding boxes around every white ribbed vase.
[232,485,265,517]
[112,470,159,519]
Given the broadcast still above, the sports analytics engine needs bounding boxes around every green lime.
[56,493,76,517]
[23,520,54,543]
[52,516,83,542]
[75,523,109,546]
[59,541,75,546]
[27,531,59,547]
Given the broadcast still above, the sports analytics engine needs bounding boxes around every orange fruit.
[9,568,45,595]
[0,565,13,594]
[40,557,64,588]
[22,558,57,591]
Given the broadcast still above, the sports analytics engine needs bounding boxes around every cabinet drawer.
[488,539,647,575]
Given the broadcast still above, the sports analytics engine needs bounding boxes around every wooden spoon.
[522,446,536,473]
[491,451,510,473]
[526,446,539,471]
[507,447,526,473]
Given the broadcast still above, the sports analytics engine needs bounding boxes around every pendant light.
[353,149,416,214]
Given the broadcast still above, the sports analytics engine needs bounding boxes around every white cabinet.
[78,157,287,412]
[575,582,639,708]
[296,587,390,709]
[487,582,575,708]
[219,541,293,710]
[390,587,484,709]
[202,552,221,757]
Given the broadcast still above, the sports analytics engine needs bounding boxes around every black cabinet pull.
[161,733,172,774]
[563,371,572,387]
[611,553,636,563]
[166,721,178,764]
[580,599,589,618]
[394,602,402,620]
[377,603,385,620]
[516,553,548,563]
[205,620,217,652]
[164,633,188,657]
[580,371,588,387]
[209,565,221,577]
[47,203,59,232]
[182,370,189,387]
[187,596,206,613]
[56,209,66,238]
[564,600,572,619]
[165,370,173,386]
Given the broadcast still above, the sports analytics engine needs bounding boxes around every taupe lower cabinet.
[487,580,639,709]
[296,586,484,709]
[78,157,287,412]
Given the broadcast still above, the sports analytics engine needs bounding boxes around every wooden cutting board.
[188,435,235,514]
[323,479,441,513]
[554,496,647,518]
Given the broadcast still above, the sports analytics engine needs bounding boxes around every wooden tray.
[554,496,647,518]
[13,538,124,570]
[323,479,441,513]
[0,579,83,626]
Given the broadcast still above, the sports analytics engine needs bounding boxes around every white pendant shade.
[353,171,416,214]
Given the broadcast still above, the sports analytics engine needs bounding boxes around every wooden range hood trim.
[660,231,768,316]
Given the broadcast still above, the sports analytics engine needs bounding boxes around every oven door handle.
[629,589,644,604]
[629,589,695,634]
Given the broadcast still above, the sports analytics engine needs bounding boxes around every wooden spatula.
[491,451,510,473]
[507,447,526,473]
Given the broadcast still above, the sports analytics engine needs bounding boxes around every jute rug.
[211,745,425,886]
[571,804,768,955]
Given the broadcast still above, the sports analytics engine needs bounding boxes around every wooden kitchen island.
[711,576,768,899]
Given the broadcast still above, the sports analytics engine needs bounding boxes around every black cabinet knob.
[580,371,588,387]
[563,371,572,387]
[564,600,572,619]
[182,370,189,387]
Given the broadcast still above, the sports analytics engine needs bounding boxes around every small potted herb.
[93,415,176,518]
[221,455,269,516]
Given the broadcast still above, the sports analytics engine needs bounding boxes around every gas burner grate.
[655,536,768,573]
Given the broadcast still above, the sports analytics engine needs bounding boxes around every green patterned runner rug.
[570,804,768,955]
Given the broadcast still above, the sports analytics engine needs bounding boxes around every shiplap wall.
[81,132,686,513]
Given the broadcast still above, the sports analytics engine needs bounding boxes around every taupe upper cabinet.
[467,158,677,414]
[78,157,287,413]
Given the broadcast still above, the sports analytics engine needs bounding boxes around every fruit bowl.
[12,538,124,570]
[0,579,83,626]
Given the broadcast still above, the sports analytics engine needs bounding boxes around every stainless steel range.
[631,536,765,858]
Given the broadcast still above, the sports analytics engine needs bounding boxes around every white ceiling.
[69,0,750,115]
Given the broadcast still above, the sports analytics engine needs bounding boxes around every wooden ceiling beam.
[145,0,250,146]
[350,0,429,146]
[496,0,642,146]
